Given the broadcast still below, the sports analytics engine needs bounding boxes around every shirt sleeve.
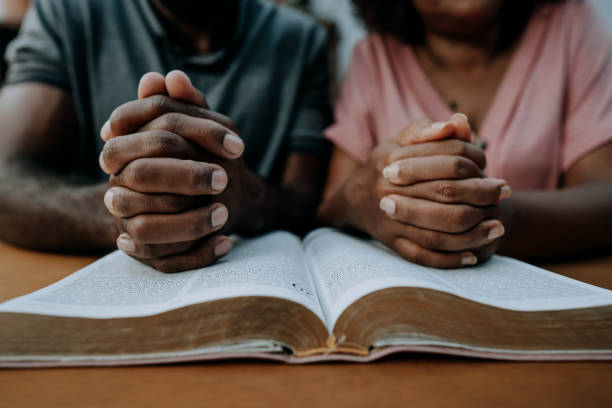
[324,38,376,164]
[287,26,333,154]
[562,0,612,171]
[3,0,70,91]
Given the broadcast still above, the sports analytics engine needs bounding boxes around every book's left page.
[0,231,325,321]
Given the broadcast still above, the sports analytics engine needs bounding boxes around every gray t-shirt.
[4,0,331,181]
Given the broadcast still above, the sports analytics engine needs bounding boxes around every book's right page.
[303,228,612,329]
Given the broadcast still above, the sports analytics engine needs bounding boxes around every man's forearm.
[499,181,612,259]
[0,159,118,252]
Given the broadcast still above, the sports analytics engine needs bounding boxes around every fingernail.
[100,120,111,141]
[431,121,447,130]
[383,163,399,180]
[211,206,229,228]
[499,185,512,200]
[222,133,244,156]
[490,178,508,186]
[211,170,228,192]
[461,254,478,266]
[488,224,505,240]
[379,197,396,215]
[451,113,468,121]
[214,239,232,257]
[117,234,135,253]
[104,189,115,212]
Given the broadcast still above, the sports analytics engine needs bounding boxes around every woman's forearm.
[499,181,612,259]
[317,166,377,236]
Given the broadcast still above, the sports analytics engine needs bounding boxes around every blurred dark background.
[2,0,612,84]
[0,0,28,80]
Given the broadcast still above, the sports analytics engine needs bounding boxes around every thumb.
[448,113,473,143]
[101,72,168,141]
[165,70,209,108]
[392,118,455,146]
[137,72,167,99]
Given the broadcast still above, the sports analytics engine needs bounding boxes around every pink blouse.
[325,0,612,190]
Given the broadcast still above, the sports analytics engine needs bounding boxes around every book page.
[0,231,324,321]
[371,336,612,356]
[0,340,287,363]
[304,229,612,326]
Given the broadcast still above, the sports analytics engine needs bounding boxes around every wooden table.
[1,242,611,408]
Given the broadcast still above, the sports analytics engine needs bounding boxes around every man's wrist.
[225,167,268,235]
[497,195,517,253]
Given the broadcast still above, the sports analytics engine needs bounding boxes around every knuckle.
[453,208,470,229]
[137,244,155,259]
[393,238,425,265]
[148,94,170,114]
[161,194,186,211]
[143,194,160,213]
[456,158,477,178]
[146,130,179,156]
[466,180,487,203]
[197,247,216,266]
[158,112,181,133]
[451,207,476,231]
[390,237,404,254]
[449,139,468,157]
[151,259,177,274]
[479,181,501,203]
[188,163,212,192]
[203,119,225,141]
[124,162,149,186]
[409,247,426,267]
[190,209,210,237]
[450,156,465,177]
[126,216,149,241]
[466,178,481,191]
[113,190,130,215]
[101,140,119,170]
[109,106,127,135]
[435,182,459,202]
[428,257,450,269]
[422,231,442,250]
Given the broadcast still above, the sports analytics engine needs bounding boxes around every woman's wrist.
[317,166,371,233]
[341,166,379,234]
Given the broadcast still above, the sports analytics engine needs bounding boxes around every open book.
[1,228,612,367]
